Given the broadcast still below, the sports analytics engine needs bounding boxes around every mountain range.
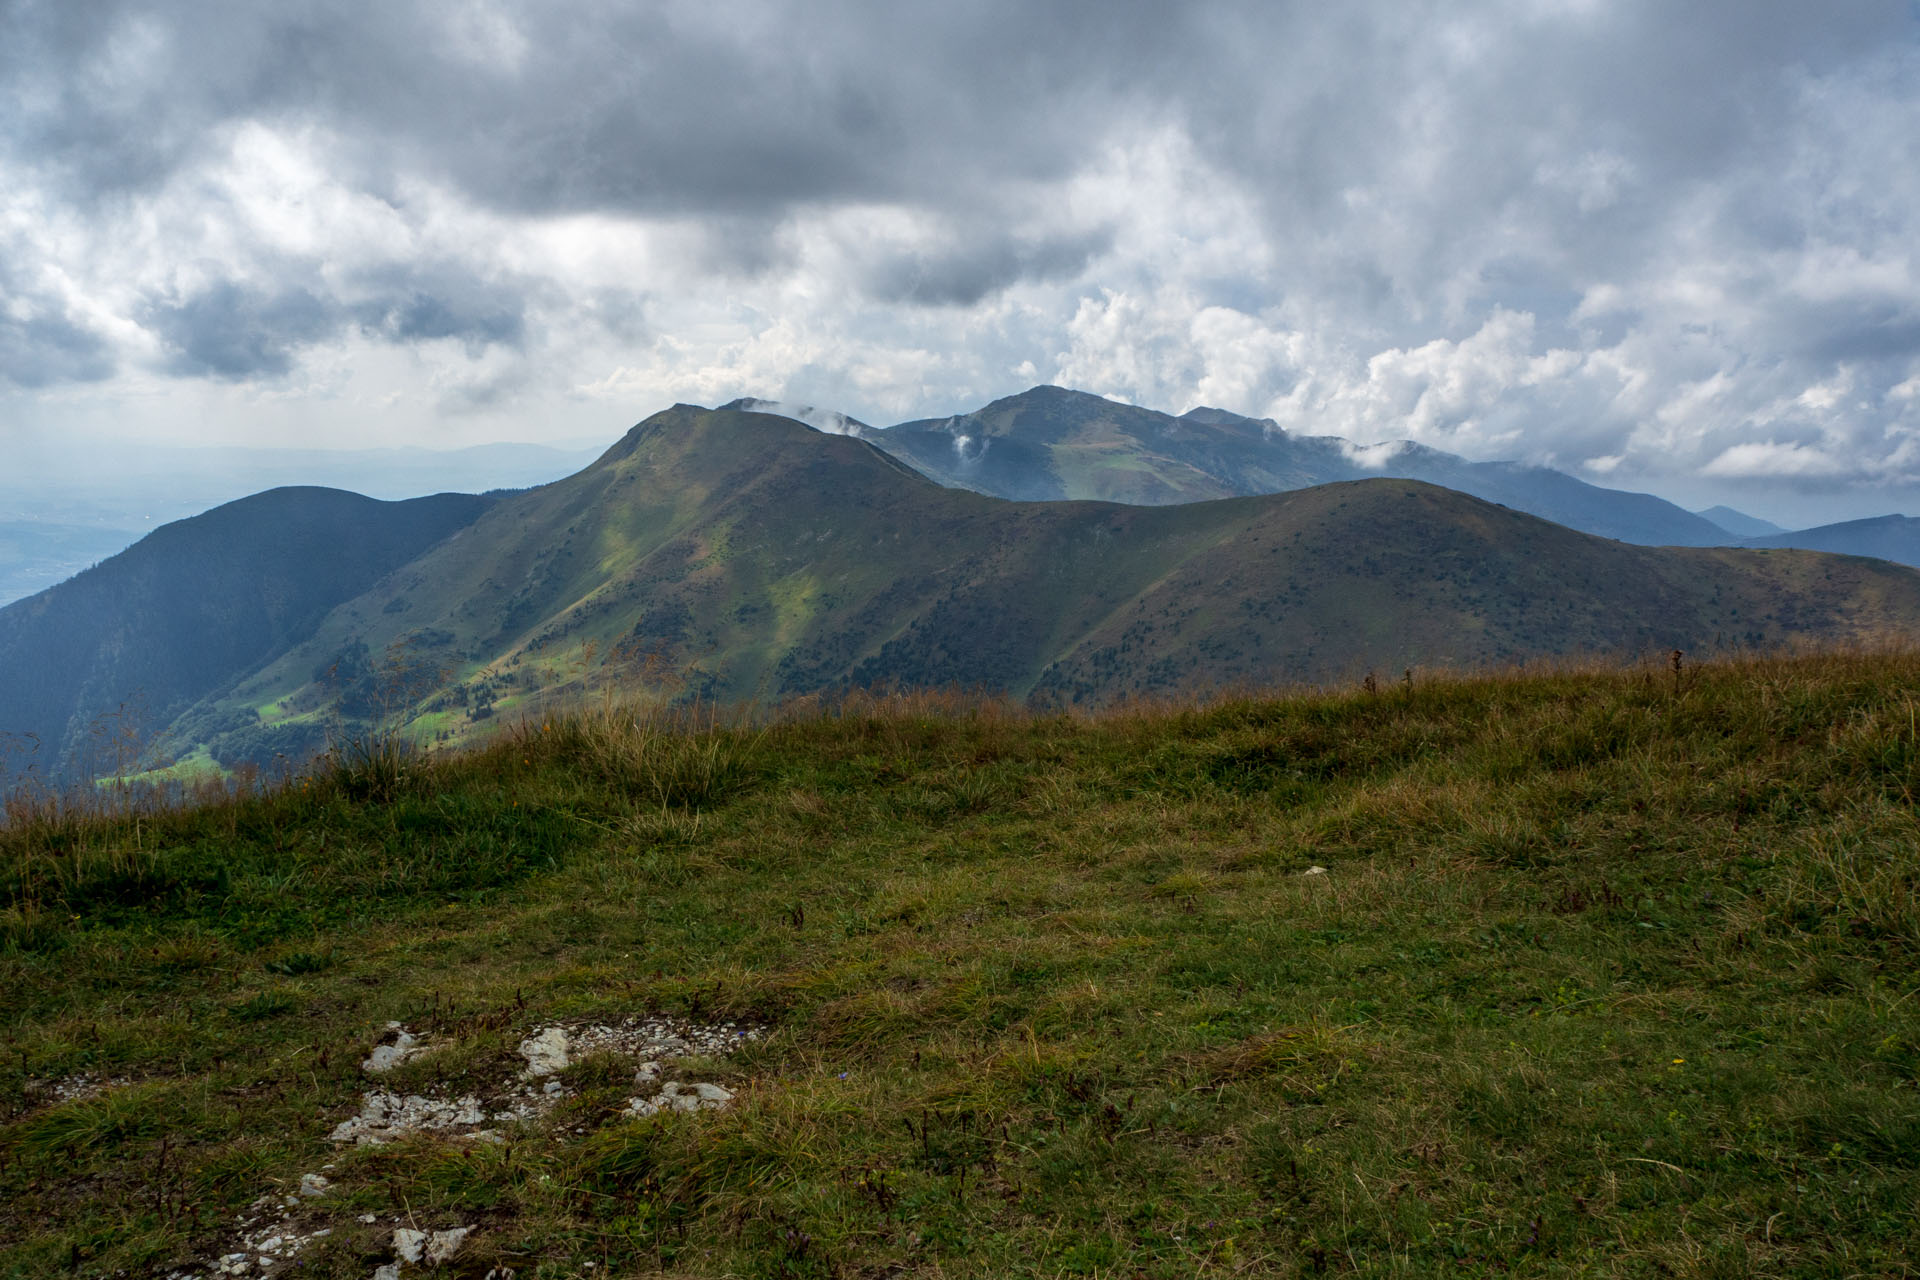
[852,387,1732,545]
[773,387,1897,562]
[4,396,1919,783]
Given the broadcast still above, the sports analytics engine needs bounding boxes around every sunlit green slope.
[178,406,1920,769]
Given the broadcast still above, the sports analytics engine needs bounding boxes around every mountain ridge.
[154,406,1920,773]
[867,386,1738,546]
[8,402,1920,782]
[1741,514,1920,566]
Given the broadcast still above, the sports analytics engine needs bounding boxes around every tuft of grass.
[11,1084,171,1160]
[549,703,760,809]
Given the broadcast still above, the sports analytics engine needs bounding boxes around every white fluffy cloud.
[1,0,1918,522]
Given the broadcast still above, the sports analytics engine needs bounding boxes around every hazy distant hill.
[0,441,601,607]
[151,406,1920,771]
[869,386,1735,546]
[0,488,496,779]
[1742,515,1920,568]
[1697,505,1785,538]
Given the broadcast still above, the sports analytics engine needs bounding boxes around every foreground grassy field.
[3,653,1918,1278]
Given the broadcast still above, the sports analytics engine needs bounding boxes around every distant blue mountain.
[1696,506,1786,538]
[1742,515,1920,569]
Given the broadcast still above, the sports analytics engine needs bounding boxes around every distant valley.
[4,396,1919,784]
[0,521,148,607]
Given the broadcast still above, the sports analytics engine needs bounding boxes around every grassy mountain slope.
[873,387,1734,546]
[5,654,1920,1276]
[0,488,496,780]
[1031,484,1920,703]
[184,406,1920,769]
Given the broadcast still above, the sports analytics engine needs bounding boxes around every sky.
[4,0,1920,527]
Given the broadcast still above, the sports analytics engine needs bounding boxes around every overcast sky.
[4,0,1919,525]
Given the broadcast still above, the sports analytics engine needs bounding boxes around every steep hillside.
[0,488,496,779]
[872,386,1734,546]
[179,405,1920,769]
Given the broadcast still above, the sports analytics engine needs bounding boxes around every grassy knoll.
[4,652,1919,1278]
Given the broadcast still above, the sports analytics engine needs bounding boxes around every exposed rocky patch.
[164,1014,758,1278]
[520,1014,759,1075]
[326,1091,493,1146]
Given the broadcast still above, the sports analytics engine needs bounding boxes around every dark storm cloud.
[1174,1,1917,328]
[1796,304,1920,365]
[2,0,1919,520]
[7,1,1911,319]
[0,0,1185,216]
[861,229,1111,307]
[0,312,114,389]
[350,267,528,351]
[143,283,340,379]
[0,0,1197,371]
[143,270,530,380]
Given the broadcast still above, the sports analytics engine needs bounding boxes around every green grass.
[4,653,1920,1277]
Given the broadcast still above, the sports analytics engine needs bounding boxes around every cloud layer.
[3,0,1918,522]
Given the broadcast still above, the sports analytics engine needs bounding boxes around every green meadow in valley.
[3,652,1918,1277]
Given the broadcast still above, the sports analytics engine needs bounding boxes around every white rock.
[518,1027,570,1078]
[393,1228,428,1264]
[1301,865,1329,876]
[627,1079,734,1116]
[330,1092,488,1145]
[299,1173,331,1198]
[634,1060,661,1083]
[373,1266,402,1280]
[542,1080,564,1096]
[392,1224,469,1267]
[363,1023,429,1074]
[425,1227,470,1264]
